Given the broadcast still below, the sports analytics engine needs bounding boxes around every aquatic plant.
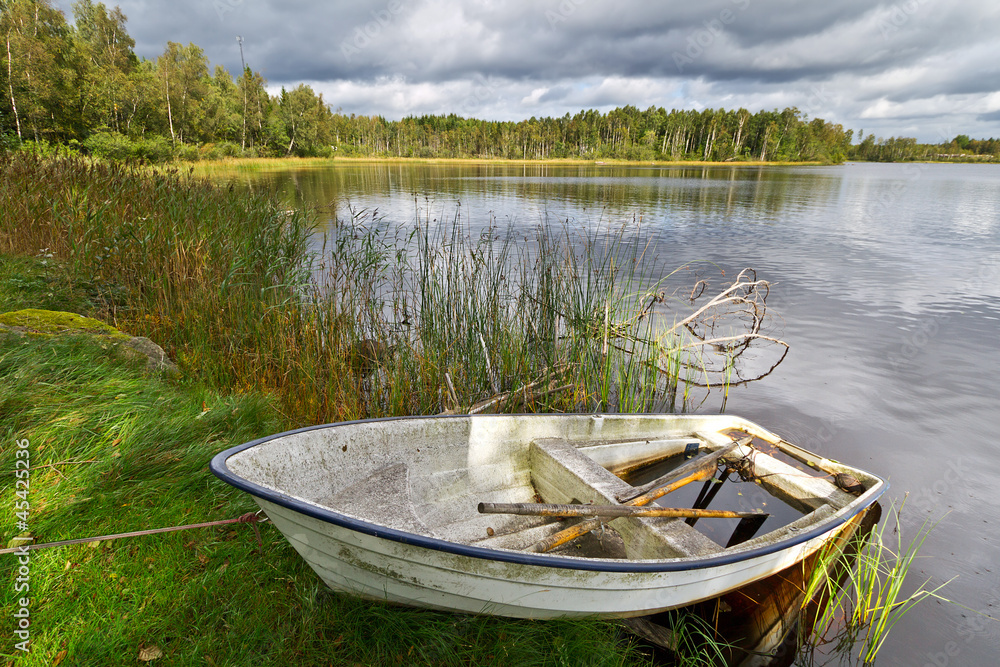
[316,204,787,420]
[800,499,953,664]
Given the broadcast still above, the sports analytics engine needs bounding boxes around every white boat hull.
[212,414,885,619]
[261,498,855,619]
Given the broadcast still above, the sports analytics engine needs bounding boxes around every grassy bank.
[0,321,648,666]
[0,153,723,665]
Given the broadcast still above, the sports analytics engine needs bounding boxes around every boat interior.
[225,416,879,562]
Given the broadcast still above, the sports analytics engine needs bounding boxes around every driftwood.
[527,438,746,553]
[664,268,790,389]
[564,267,789,410]
[478,502,766,520]
[439,364,572,415]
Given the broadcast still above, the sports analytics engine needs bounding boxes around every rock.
[0,308,180,378]
[123,336,181,378]
[0,308,129,339]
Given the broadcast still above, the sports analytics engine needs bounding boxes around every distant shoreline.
[189,156,831,172]
[187,156,1000,174]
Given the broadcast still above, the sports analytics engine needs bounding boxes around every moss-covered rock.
[0,308,130,339]
[0,309,180,377]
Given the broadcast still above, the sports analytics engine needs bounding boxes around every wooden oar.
[617,437,749,502]
[744,432,841,476]
[479,502,766,520]
[527,438,749,553]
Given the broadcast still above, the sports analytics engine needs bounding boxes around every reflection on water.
[206,161,1000,664]
[217,162,843,233]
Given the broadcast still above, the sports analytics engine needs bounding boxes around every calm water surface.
[220,161,1000,665]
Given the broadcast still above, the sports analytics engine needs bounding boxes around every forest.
[2,0,997,163]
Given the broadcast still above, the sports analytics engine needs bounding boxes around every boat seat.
[530,438,721,559]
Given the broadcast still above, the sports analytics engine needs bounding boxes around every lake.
[213,160,1000,664]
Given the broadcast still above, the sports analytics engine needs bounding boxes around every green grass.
[0,332,651,667]
[0,254,94,315]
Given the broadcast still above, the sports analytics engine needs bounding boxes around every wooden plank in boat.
[529,438,720,559]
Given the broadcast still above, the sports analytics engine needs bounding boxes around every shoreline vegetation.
[0,152,786,665]
[187,155,999,178]
[0,147,955,662]
[3,1,998,167]
[190,156,829,172]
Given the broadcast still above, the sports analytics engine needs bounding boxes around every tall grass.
[800,500,952,664]
[0,153,314,395]
[1,153,708,425]
[313,206,703,420]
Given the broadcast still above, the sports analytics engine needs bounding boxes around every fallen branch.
[441,364,574,415]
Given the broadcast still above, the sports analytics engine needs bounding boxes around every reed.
[318,205,714,419]
[0,153,314,393]
[1,152,783,427]
[669,611,731,666]
[800,499,953,664]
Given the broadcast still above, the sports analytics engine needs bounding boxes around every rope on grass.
[0,511,266,555]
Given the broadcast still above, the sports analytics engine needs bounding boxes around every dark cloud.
[50,0,1000,141]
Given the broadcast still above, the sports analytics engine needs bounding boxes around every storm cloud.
[52,0,1000,141]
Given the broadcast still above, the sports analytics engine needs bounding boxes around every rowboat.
[209,414,885,619]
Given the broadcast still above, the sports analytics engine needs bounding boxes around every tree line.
[2,0,996,163]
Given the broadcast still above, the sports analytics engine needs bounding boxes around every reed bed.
[0,153,313,397]
[314,208,694,419]
[799,500,954,665]
[0,152,782,426]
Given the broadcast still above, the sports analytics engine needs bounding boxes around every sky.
[53,0,1000,142]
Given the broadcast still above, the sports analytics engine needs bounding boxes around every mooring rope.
[0,511,266,555]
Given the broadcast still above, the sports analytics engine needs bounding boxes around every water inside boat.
[620,447,806,547]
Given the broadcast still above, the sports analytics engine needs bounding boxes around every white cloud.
[521,88,548,105]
